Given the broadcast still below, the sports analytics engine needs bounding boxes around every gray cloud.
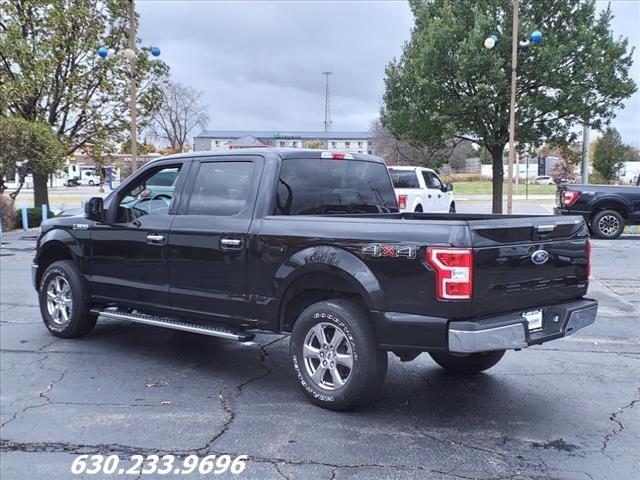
[138,0,639,143]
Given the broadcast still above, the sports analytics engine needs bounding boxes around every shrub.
[15,207,44,229]
[1,195,17,231]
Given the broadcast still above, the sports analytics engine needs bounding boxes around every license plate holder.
[523,309,543,332]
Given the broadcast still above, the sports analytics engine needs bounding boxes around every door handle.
[221,238,243,250]
[438,194,441,198]
[146,233,165,244]
[427,194,432,198]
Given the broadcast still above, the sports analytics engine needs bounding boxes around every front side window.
[425,172,443,189]
[188,162,254,216]
[117,165,182,222]
[276,159,397,215]
[389,170,420,189]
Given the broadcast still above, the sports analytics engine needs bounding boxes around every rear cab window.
[276,158,398,215]
[389,169,420,189]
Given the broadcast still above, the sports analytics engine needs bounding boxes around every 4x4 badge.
[362,244,416,259]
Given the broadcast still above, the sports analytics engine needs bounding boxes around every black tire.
[38,260,97,338]
[290,299,387,410]
[591,210,624,239]
[449,202,456,213]
[88,180,95,186]
[414,204,423,212]
[429,350,505,375]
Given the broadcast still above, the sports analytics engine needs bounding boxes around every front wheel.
[39,260,97,338]
[449,202,456,213]
[429,350,505,374]
[290,299,387,410]
[591,210,624,239]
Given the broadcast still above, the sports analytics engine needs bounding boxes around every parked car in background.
[77,170,101,186]
[530,175,555,186]
[388,166,455,213]
[555,184,640,239]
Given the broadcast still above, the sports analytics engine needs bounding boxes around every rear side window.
[276,159,398,215]
[389,170,420,188]
[188,162,254,216]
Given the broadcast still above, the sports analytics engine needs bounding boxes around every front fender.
[37,227,84,263]
[274,245,385,311]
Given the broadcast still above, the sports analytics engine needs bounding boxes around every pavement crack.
[601,386,640,455]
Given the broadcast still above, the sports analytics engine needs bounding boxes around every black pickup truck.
[555,184,640,239]
[33,149,597,409]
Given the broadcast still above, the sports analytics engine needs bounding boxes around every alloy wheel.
[303,322,353,390]
[46,275,73,326]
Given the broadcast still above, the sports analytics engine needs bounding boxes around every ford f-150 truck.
[555,184,640,239]
[33,149,597,410]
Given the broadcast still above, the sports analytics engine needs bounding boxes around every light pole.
[485,1,542,213]
[97,0,161,173]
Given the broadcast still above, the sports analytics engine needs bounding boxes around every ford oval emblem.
[531,249,549,265]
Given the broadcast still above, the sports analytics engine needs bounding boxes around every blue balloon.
[530,30,543,44]
[150,46,161,57]
[97,46,108,59]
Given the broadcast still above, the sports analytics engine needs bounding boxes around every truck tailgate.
[467,216,590,315]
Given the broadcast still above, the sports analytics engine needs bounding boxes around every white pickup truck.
[388,166,455,213]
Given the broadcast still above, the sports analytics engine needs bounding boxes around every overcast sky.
[137,0,639,144]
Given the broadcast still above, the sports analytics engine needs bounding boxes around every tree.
[307,140,323,149]
[0,0,168,207]
[371,119,474,170]
[152,81,209,153]
[623,145,640,163]
[382,0,636,212]
[0,117,67,199]
[120,138,157,155]
[592,127,626,183]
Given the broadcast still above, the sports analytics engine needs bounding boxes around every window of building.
[188,162,254,216]
[292,141,298,147]
[279,141,286,147]
[331,141,337,148]
[358,141,363,147]
[345,141,351,148]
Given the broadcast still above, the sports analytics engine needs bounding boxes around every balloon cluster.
[483,30,542,49]
[96,46,161,59]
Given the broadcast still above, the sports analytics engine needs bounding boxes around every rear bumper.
[372,298,597,353]
[554,207,590,220]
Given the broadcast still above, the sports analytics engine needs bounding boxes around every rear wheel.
[429,351,505,374]
[39,260,97,338]
[414,204,423,213]
[591,210,624,239]
[290,299,387,410]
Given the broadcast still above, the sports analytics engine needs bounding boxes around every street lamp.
[485,1,543,214]
[96,0,161,172]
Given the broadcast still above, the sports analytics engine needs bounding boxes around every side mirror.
[445,183,453,192]
[85,197,104,222]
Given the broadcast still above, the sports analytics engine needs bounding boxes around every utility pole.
[129,0,138,171]
[581,121,590,184]
[322,71,332,132]
[506,0,519,214]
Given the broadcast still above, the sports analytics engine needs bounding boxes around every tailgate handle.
[221,238,243,250]
[537,225,556,232]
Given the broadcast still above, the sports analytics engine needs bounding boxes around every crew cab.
[555,184,640,239]
[33,149,597,410]
[388,166,455,213]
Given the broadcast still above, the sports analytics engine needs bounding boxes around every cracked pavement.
[1,233,639,479]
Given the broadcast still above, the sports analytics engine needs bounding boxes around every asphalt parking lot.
[1,229,639,480]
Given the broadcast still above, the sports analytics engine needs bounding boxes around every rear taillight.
[398,194,407,210]
[585,239,591,278]
[562,190,580,207]
[426,247,473,301]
